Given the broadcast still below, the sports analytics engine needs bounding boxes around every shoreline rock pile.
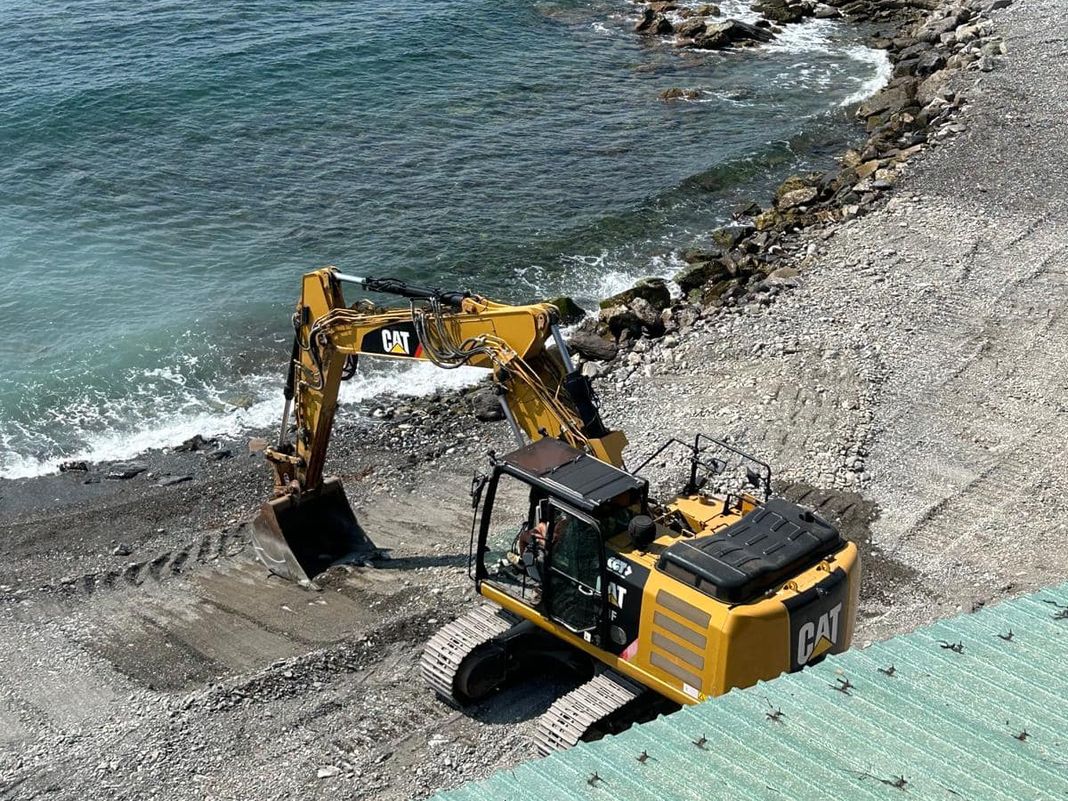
[635,2,777,50]
[555,0,1009,386]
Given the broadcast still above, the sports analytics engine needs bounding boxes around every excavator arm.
[252,267,626,583]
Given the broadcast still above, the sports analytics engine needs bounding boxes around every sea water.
[0,0,889,477]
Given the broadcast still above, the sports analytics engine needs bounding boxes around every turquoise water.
[0,0,887,477]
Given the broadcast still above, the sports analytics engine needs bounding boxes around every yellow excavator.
[253,267,860,753]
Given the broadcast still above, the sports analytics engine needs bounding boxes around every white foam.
[0,361,485,480]
[839,45,892,105]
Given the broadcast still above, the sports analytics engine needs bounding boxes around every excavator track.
[533,669,645,755]
[420,605,521,705]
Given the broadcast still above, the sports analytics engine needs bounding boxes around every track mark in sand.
[2,529,248,603]
[893,426,1067,568]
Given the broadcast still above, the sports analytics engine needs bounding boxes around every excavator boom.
[252,267,626,583]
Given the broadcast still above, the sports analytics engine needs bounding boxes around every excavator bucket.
[250,478,377,584]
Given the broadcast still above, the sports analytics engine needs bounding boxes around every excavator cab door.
[544,503,606,639]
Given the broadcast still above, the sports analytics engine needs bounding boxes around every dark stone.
[676,18,707,38]
[174,434,216,453]
[470,389,505,422]
[544,295,587,325]
[207,449,233,461]
[674,260,732,294]
[915,50,946,76]
[701,278,742,306]
[600,305,643,340]
[734,200,763,218]
[629,297,666,337]
[775,172,822,201]
[635,7,656,31]
[711,223,755,250]
[158,475,193,487]
[893,58,919,78]
[753,0,814,24]
[897,40,932,60]
[680,247,723,264]
[660,87,700,101]
[106,463,148,480]
[599,277,670,312]
[59,460,89,472]
[568,332,619,362]
[856,80,917,118]
[652,15,674,34]
[636,9,674,34]
[691,18,774,49]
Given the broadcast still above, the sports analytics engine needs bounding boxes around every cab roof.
[497,438,646,513]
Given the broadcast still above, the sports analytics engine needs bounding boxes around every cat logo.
[796,602,842,666]
[381,329,412,355]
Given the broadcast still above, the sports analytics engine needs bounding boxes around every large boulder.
[469,388,505,422]
[753,0,816,23]
[680,247,723,264]
[544,295,587,325]
[856,79,918,119]
[676,17,708,39]
[915,49,947,76]
[774,172,822,201]
[635,8,674,34]
[628,297,665,337]
[917,68,952,105]
[711,223,755,250]
[599,305,643,340]
[660,87,701,101]
[673,259,731,294]
[568,331,618,362]
[777,186,818,210]
[599,277,671,312]
[691,19,774,49]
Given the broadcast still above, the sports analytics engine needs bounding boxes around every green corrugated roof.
[437,583,1068,801]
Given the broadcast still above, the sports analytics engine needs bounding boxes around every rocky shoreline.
[569,0,1009,373]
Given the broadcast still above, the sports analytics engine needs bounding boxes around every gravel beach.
[2,0,1065,798]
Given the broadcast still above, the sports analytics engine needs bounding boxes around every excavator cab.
[474,437,649,643]
[250,478,377,584]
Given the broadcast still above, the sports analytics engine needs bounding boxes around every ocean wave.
[0,361,484,480]
[839,45,892,106]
